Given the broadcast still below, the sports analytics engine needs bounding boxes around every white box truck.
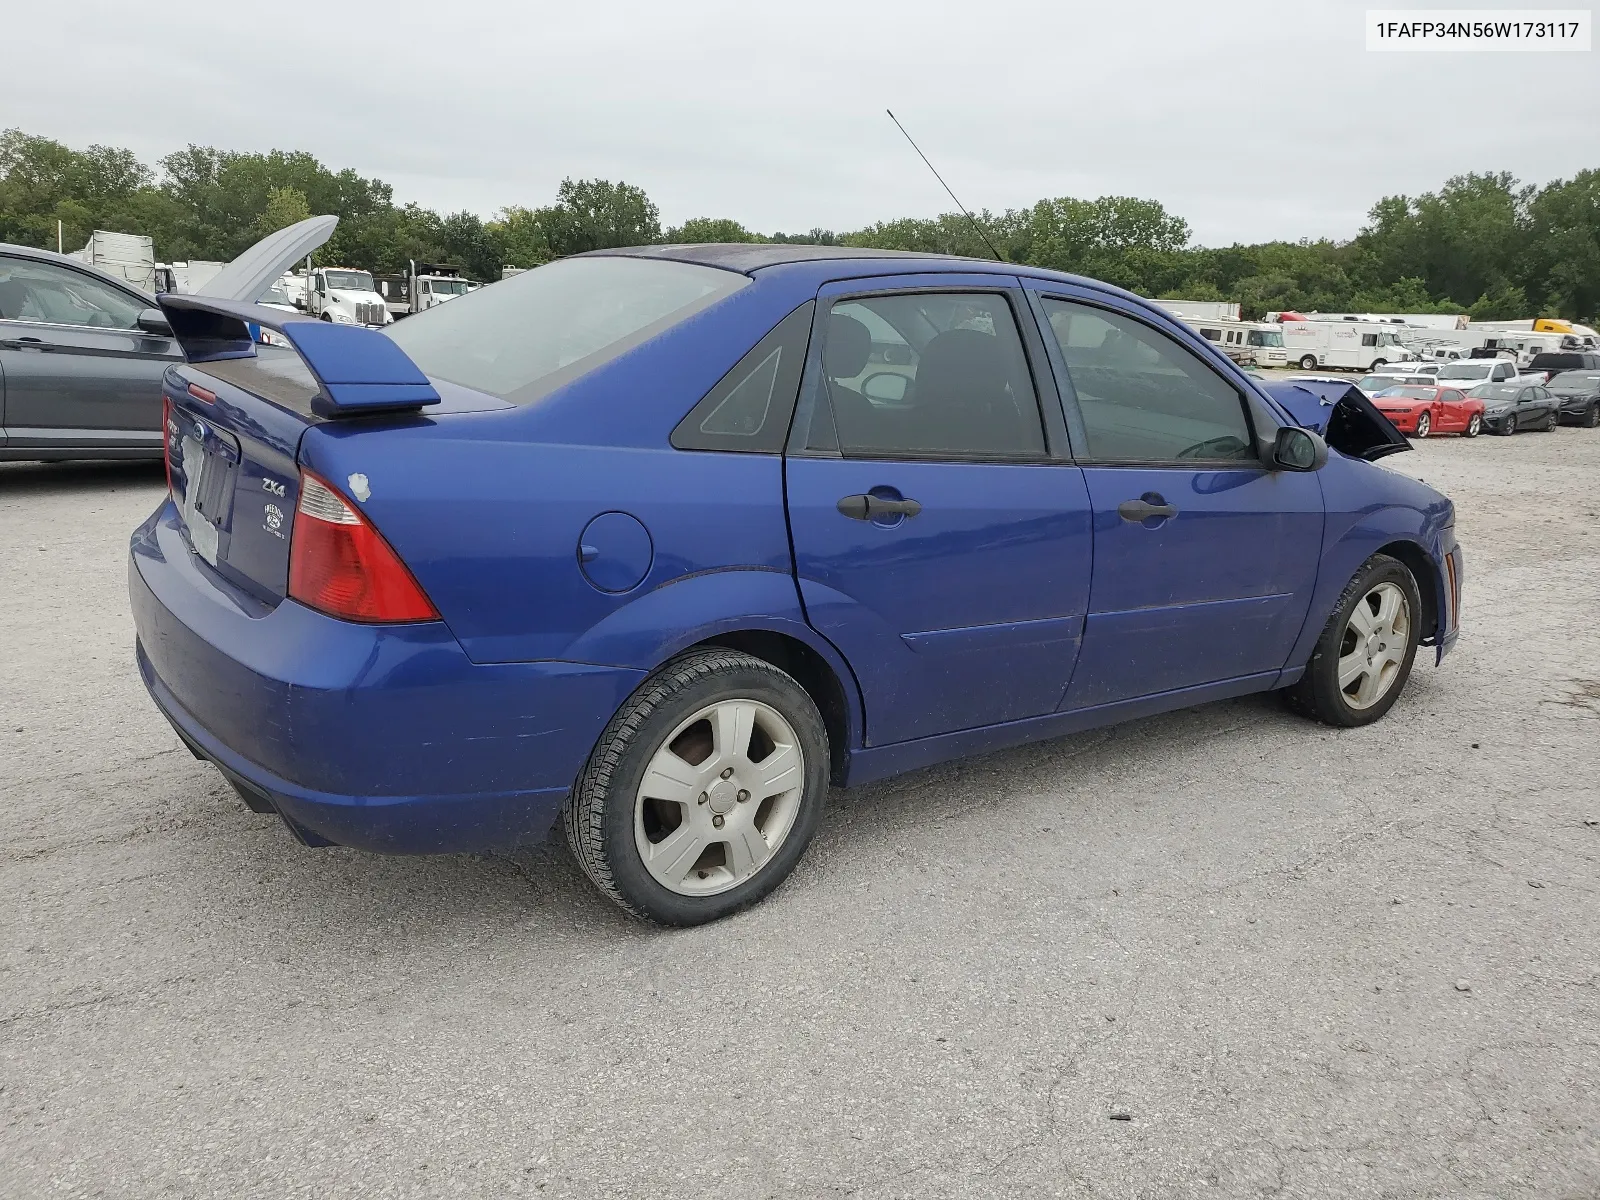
[1278,319,1414,371]
[68,230,158,293]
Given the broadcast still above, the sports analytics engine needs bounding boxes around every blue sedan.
[130,245,1462,925]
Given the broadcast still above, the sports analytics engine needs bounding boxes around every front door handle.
[0,335,46,351]
[1117,497,1178,523]
[837,493,923,521]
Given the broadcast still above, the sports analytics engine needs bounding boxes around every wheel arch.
[691,629,857,785]
[1374,538,1441,647]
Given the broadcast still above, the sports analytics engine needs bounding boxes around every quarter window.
[1039,298,1255,463]
[819,292,1045,459]
[671,303,813,453]
[0,256,145,330]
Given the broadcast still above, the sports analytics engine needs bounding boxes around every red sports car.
[1372,385,1486,438]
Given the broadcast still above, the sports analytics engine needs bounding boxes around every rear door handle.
[1117,497,1178,522]
[837,494,923,521]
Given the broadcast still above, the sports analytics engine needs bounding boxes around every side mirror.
[136,308,172,336]
[1272,426,1328,472]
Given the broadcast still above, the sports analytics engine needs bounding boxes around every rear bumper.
[130,501,644,854]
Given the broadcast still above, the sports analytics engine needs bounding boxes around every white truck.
[156,260,226,295]
[1277,318,1415,372]
[68,230,159,293]
[373,261,479,320]
[297,266,392,327]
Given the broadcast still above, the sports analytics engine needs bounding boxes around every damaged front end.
[1262,381,1411,462]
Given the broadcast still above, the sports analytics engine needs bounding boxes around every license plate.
[179,436,221,567]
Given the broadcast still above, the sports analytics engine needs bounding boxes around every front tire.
[1584,403,1599,429]
[1299,355,1318,371]
[1284,554,1422,728]
[1414,411,1431,438]
[1463,413,1482,438]
[564,649,830,926]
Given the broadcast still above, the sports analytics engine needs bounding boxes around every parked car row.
[1305,361,1600,439]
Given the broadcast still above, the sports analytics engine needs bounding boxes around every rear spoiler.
[157,294,440,419]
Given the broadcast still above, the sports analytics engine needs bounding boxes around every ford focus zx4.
[130,245,1463,925]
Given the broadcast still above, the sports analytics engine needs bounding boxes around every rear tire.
[1543,410,1559,432]
[1463,413,1482,438]
[1299,355,1318,371]
[1283,554,1422,728]
[563,648,830,926]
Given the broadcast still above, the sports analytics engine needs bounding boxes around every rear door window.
[1039,298,1256,463]
[818,292,1046,460]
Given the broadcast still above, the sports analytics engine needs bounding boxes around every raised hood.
[198,215,339,304]
[1262,381,1411,462]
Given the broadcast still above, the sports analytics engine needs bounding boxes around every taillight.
[287,471,438,623]
[162,395,174,497]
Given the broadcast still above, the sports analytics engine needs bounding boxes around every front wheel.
[1371,359,1388,371]
[1299,355,1318,371]
[564,648,830,926]
[1584,404,1600,429]
[1463,413,1482,438]
[1284,554,1422,728]
[1414,411,1431,438]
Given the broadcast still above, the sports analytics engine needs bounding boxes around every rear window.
[1531,353,1584,369]
[385,256,748,405]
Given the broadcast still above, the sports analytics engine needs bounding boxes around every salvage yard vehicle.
[300,265,392,327]
[1466,382,1563,434]
[1546,369,1600,427]
[1372,384,1484,438]
[1436,357,1542,390]
[1528,351,1600,383]
[0,217,337,463]
[1278,317,1413,372]
[130,244,1462,926]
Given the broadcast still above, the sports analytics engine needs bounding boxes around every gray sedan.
[0,245,178,461]
[0,216,337,463]
[1465,382,1563,435]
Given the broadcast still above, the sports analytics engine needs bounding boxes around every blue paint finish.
[1064,465,1324,708]
[131,503,640,849]
[129,250,1466,861]
[787,455,1093,744]
[577,511,654,593]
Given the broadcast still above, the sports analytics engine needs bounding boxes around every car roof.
[0,239,156,303]
[580,242,967,273]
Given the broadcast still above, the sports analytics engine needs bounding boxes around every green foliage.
[665,217,761,243]
[1,127,1594,320]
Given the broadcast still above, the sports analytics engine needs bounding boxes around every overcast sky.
[6,1,1596,247]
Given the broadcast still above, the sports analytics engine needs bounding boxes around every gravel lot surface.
[2,430,1597,1199]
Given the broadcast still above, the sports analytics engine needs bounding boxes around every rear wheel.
[1371,359,1387,371]
[1463,413,1482,438]
[564,648,830,926]
[1543,410,1559,432]
[1299,355,1318,371]
[1414,411,1431,438]
[1284,555,1422,728]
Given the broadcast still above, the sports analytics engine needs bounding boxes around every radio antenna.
[885,108,1005,262]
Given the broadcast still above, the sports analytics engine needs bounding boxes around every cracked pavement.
[2,428,1597,1198]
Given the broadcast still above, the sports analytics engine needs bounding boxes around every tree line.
[2,128,1595,321]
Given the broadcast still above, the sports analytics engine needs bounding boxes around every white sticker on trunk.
[348,473,371,502]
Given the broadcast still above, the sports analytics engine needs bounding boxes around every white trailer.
[1277,319,1414,371]
[1185,318,1289,367]
[161,260,226,294]
[1155,299,1241,323]
[68,230,158,293]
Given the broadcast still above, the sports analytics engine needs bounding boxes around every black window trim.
[786,283,1070,466]
[1026,288,1274,471]
[669,301,815,455]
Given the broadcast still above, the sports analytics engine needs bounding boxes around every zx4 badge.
[261,477,287,498]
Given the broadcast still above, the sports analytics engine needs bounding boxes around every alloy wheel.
[633,699,806,896]
[1337,582,1411,710]
[1415,412,1431,437]
[1465,414,1481,437]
